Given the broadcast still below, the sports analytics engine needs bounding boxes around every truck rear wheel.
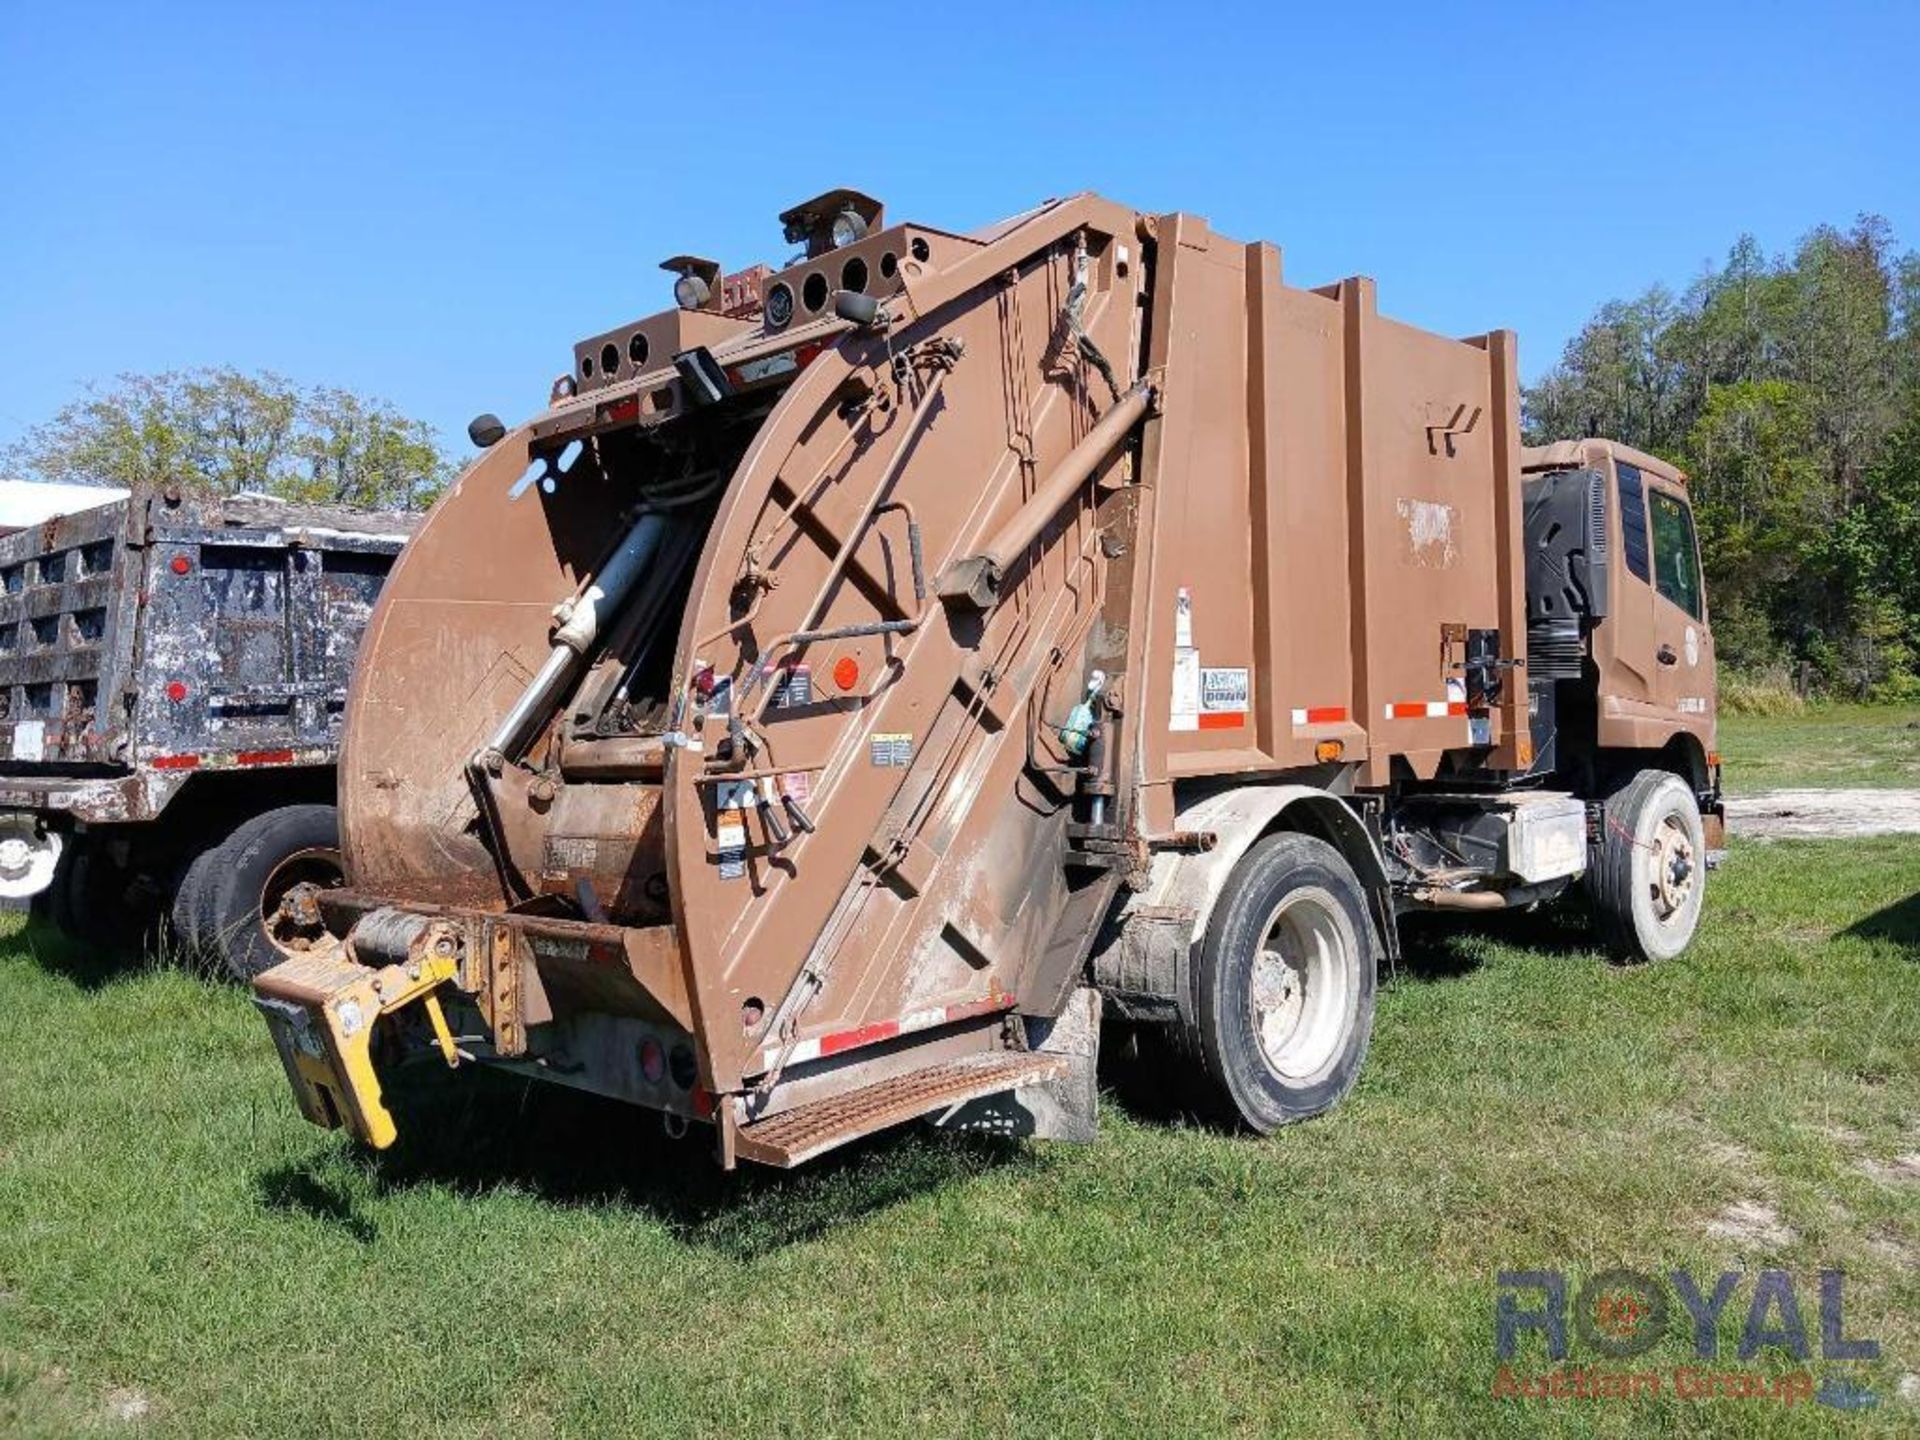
[1186,833,1376,1133]
[1589,769,1705,963]
[198,804,345,981]
[32,838,148,953]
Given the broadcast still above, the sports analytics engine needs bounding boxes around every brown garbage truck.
[253,190,1722,1167]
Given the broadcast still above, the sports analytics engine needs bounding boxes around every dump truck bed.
[0,489,413,822]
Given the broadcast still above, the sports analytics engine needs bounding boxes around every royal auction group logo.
[1494,1268,1880,1410]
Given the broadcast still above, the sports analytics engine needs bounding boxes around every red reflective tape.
[1304,706,1346,724]
[151,754,200,770]
[1197,711,1244,730]
[236,748,296,766]
[1387,703,1427,720]
[819,1018,901,1057]
[1445,701,1468,717]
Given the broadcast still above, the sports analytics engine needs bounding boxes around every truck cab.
[1520,439,1721,839]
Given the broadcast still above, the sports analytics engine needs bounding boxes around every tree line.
[1524,215,1920,702]
[1,368,452,513]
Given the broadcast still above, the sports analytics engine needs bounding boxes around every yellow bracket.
[253,947,461,1151]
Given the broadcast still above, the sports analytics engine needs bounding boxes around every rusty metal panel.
[0,485,413,816]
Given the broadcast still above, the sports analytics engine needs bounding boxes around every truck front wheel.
[1589,769,1706,963]
[1186,833,1377,1133]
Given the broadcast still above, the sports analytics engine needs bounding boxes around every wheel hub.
[1650,817,1695,921]
[261,847,344,958]
[1247,887,1354,1082]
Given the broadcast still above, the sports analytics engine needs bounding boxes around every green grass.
[2,840,1918,1438]
[1720,704,1920,792]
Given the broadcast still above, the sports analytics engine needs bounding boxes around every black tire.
[29,841,81,939]
[66,843,150,951]
[168,841,227,967]
[1589,769,1706,963]
[1184,832,1377,1133]
[31,837,146,952]
[200,804,344,982]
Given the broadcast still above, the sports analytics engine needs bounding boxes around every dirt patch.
[1859,1152,1920,1186]
[103,1386,152,1423]
[1704,1198,1796,1249]
[1725,788,1920,840]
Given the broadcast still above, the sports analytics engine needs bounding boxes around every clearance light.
[169,555,192,576]
[639,1038,666,1085]
[165,681,189,703]
[829,208,869,248]
[673,273,712,311]
[1315,740,1344,763]
[833,656,860,691]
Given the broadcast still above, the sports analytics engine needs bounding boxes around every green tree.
[1524,214,1920,698]
[2,367,450,511]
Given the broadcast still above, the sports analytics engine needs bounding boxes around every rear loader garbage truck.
[253,190,1722,1166]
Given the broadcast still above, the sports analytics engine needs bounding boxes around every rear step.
[735,1051,1068,1168]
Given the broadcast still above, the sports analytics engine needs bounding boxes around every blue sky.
[1,2,1914,459]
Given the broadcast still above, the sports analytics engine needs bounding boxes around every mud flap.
[930,986,1102,1142]
[252,944,460,1150]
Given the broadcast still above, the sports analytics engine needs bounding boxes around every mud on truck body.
[0,487,414,977]
[254,190,1723,1166]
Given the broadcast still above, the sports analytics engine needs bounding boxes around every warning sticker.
[715,819,747,879]
[1201,667,1248,712]
[715,779,757,812]
[779,770,812,803]
[1170,648,1200,732]
[870,732,914,767]
[774,664,813,709]
[1199,667,1248,729]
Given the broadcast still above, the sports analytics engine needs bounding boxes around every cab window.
[1648,489,1703,620]
[1616,462,1651,582]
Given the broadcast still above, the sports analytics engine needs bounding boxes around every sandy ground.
[1725,788,1920,840]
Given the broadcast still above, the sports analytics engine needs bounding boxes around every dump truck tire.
[1187,833,1376,1133]
[32,838,144,952]
[30,843,80,940]
[169,842,226,966]
[201,804,344,982]
[1590,769,1705,963]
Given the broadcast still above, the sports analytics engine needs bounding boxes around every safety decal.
[715,819,747,879]
[773,664,813,709]
[870,732,914,767]
[1199,667,1248,730]
[1170,586,1200,731]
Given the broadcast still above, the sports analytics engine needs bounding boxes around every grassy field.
[1720,704,1920,792]
[1,835,1916,1438]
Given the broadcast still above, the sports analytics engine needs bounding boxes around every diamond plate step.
[735,1051,1068,1167]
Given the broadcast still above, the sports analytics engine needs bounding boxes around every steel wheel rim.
[261,845,344,958]
[1648,813,1696,925]
[1249,886,1355,1082]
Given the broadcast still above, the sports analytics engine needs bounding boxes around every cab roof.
[1521,438,1688,487]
